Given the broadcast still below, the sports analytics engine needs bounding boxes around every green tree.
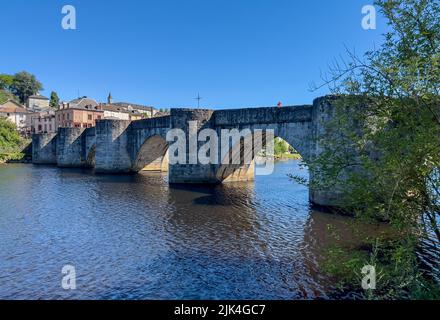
[307,0,440,298]
[0,74,13,91]
[10,71,43,104]
[274,137,289,156]
[49,91,60,109]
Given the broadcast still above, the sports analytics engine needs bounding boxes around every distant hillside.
[0,90,17,104]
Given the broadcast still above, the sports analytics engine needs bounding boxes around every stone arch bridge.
[32,96,341,207]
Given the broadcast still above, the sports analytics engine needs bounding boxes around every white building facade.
[102,104,143,121]
[0,100,31,135]
[26,94,50,112]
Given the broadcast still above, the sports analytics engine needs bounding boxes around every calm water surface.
[0,161,407,299]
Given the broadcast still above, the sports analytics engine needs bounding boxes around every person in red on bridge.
[277,101,283,108]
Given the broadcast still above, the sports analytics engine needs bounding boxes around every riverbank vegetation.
[0,117,30,163]
[274,137,301,160]
[305,0,440,299]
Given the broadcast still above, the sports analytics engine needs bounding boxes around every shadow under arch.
[132,135,169,172]
[86,144,96,168]
[216,130,307,183]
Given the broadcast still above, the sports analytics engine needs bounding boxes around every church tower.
[107,92,113,104]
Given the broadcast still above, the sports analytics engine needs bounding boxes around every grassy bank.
[274,153,301,160]
[0,151,29,163]
[0,141,31,163]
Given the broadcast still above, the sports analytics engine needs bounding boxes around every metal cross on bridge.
[194,93,202,108]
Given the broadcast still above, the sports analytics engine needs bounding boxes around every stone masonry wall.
[32,133,57,164]
[94,120,132,173]
[56,127,85,167]
[168,109,217,183]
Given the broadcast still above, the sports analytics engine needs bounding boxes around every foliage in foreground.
[307,0,440,299]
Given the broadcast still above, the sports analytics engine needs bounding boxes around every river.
[0,161,435,299]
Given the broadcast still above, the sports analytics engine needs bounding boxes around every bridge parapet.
[130,115,171,130]
[213,105,312,127]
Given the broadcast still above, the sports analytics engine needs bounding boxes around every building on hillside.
[26,109,56,134]
[56,97,103,128]
[0,100,31,134]
[27,94,50,112]
[153,110,171,117]
[112,102,156,118]
[101,103,143,121]
[106,93,157,118]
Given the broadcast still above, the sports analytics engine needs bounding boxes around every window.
[97,115,101,120]
[88,114,92,120]
[38,125,42,131]
[67,113,70,120]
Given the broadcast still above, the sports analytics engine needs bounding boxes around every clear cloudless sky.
[0,0,386,109]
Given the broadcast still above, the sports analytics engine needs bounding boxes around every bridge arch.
[132,135,169,172]
[215,127,309,182]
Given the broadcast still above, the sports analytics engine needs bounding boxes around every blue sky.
[1,0,385,109]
